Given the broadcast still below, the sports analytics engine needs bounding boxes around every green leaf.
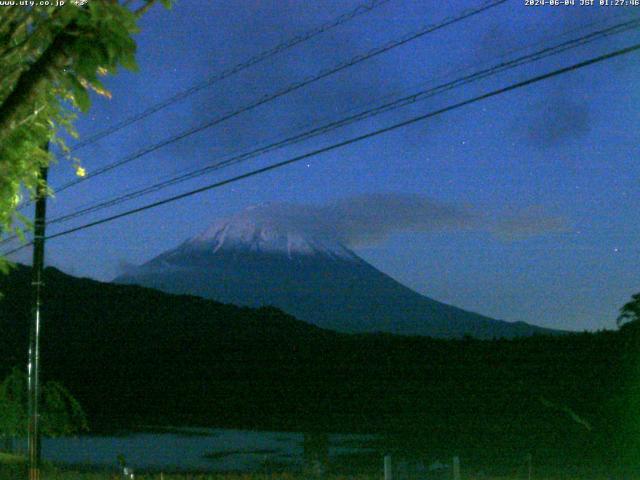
[0,2,168,258]
[67,76,90,112]
[119,51,138,72]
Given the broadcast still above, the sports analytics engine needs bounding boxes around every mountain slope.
[116,205,558,339]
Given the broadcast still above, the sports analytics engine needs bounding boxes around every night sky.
[7,0,640,332]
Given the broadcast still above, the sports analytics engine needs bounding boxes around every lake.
[24,427,380,473]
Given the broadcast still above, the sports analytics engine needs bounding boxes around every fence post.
[384,454,393,480]
[452,455,461,480]
[526,453,532,480]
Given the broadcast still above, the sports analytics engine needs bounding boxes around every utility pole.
[27,155,48,480]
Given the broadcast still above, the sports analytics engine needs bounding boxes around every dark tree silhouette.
[617,293,640,327]
[0,367,87,453]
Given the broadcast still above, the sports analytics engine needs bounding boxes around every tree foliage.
[0,0,170,270]
[0,367,88,441]
[617,292,640,327]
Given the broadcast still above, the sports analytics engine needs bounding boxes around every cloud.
[312,193,473,246]
[491,205,569,240]
[241,193,568,246]
[525,95,591,147]
[159,2,446,168]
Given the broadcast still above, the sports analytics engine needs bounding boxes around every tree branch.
[134,0,157,17]
[0,10,26,36]
[0,27,75,144]
[0,9,64,60]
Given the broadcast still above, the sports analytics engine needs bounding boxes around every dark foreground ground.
[1,267,639,475]
[1,452,640,480]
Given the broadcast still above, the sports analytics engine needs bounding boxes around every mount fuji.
[115,205,558,339]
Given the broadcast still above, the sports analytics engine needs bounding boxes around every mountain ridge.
[116,205,561,339]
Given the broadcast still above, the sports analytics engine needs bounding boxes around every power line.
[69,0,393,152]
[3,14,638,249]
[13,0,393,214]
[21,15,640,231]
[25,9,635,224]
[49,0,506,196]
[5,41,639,257]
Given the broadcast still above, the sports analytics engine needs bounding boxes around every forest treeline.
[0,265,638,470]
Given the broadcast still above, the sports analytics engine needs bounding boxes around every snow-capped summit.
[185,205,358,261]
[116,205,559,339]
